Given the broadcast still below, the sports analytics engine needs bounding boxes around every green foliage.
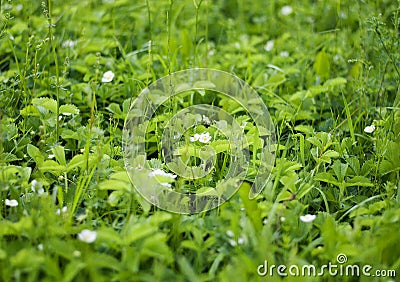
[0,0,399,281]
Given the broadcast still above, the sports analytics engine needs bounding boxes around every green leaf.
[52,145,66,166]
[193,80,216,89]
[315,172,339,186]
[59,104,80,115]
[98,179,131,192]
[323,77,347,89]
[313,50,330,80]
[345,176,374,187]
[32,97,58,113]
[27,144,44,165]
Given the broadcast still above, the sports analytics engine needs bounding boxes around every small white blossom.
[198,132,212,143]
[56,206,68,215]
[190,133,200,142]
[101,70,115,83]
[38,244,43,251]
[238,237,245,245]
[48,154,55,159]
[280,216,286,222]
[228,239,237,247]
[202,115,211,125]
[364,125,375,134]
[300,214,316,223]
[31,180,45,195]
[264,40,274,52]
[5,199,18,207]
[62,40,77,48]
[226,230,234,237]
[279,51,289,57]
[148,168,177,179]
[77,229,97,243]
[281,5,293,16]
[160,182,172,187]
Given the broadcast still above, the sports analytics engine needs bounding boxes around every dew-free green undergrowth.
[0,0,399,281]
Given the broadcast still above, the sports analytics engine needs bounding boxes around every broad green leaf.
[313,50,330,80]
[345,176,373,187]
[315,172,339,186]
[323,77,347,89]
[52,145,66,166]
[59,104,80,115]
[27,144,44,165]
[32,97,58,113]
[98,179,131,192]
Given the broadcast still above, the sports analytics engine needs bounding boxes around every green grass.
[0,0,399,281]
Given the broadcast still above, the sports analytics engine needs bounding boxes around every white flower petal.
[264,40,274,52]
[364,125,375,134]
[148,168,177,179]
[5,199,18,207]
[101,70,115,83]
[300,214,316,223]
[281,5,293,16]
[226,230,234,237]
[198,132,212,143]
[77,229,97,243]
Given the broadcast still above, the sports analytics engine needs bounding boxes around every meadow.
[0,0,399,281]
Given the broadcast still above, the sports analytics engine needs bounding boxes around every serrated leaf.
[323,77,347,88]
[315,172,339,186]
[345,176,374,187]
[32,97,58,113]
[20,105,41,116]
[59,104,79,115]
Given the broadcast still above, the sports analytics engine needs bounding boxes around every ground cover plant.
[0,0,399,281]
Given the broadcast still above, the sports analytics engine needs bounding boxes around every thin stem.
[46,0,61,143]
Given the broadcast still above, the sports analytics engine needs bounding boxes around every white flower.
[56,206,68,215]
[5,199,18,207]
[264,40,274,52]
[31,180,45,195]
[101,70,115,83]
[202,115,211,125]
[364,125,375,134]
[62,40,76,48]
[77,229,97,243]
[48,154,55,159]
[148,168,177,179]
[38,244,43,251]
[226,230,234,237]
[279,51,289,57]
[160,182,172,187]
[280,216,286,222]
[300,214,316,223]
[190,133,200,142]
[198,132,212,143]
[238,237,245,245]
[228,239,237,247]
[281,5,293,16]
